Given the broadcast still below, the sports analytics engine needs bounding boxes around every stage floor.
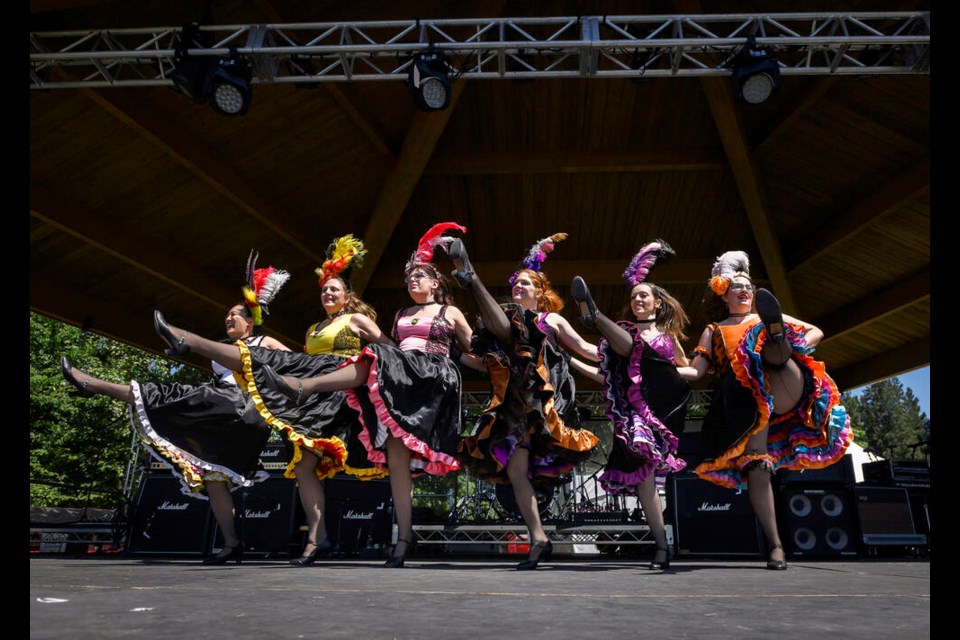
[29,554,930,639]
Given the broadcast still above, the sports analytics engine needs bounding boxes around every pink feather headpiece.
[623,239,675,287]
[405,222,467,273]
[509,232,568,286]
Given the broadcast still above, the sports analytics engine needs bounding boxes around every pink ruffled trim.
[345,346,460,476]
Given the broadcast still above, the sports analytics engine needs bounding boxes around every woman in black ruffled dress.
[447,233,600,570]
[61,255,290,565]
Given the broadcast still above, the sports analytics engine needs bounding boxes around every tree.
[844,378,928,461]
[29,312,208,508]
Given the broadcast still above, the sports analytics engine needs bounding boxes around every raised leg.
[60,357,135,403]
[448,239,512,343]
[154,311,244,371]
[571,277,632,356]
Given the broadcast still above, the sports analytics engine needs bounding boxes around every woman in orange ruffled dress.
[682,250,853,570]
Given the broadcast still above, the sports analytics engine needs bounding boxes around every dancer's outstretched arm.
[568,356,602,384]
[550,314,599,362]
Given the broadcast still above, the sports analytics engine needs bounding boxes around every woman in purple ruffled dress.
[570,239,691,571]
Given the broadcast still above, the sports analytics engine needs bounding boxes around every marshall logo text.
[697,501,733,512]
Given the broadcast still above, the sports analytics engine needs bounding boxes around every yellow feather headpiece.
[316,234,366,288]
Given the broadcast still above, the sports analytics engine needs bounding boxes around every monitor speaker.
[127,473,212,555]
[668,473,763,557]
[324,477,393,554]
[210,474,300,558]
[853,486,927,547]
[779,485,858,558]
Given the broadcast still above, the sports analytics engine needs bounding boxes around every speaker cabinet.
[779,454,856,488]
[322,477,393,555]
[853,486,927,547]
[210,475,300,558]
[127,473,213,555]
[668,473,763,557]
[780,486,858,558]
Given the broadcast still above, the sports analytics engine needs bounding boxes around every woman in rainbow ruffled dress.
[679,250,853,570]
[60,252,291,565]
[568,239,693,572]
[447,233,601,571]
[170,223,477,568]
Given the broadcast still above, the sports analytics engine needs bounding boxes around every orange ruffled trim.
[235,342,349,482]
[694,321,773,488]
[533,345,599,453]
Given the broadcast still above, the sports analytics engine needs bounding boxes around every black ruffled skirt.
[132,377,271,499]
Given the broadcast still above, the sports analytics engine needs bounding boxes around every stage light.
[406,48,452,111]
[209,56,253,116]
[729,37,781,105]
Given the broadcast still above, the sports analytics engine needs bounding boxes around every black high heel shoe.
[755,288,786,345]
[203,544,244,566]
[153,310,190,356]
[260,365,303,406]
[446,238,475,289]
[766,544,788,570]
[570,276,599,329]
[384,538,414,568]
[516,540,553,571]
[648,546,672,571]
[60,356,93,398]
[290,538,333,566]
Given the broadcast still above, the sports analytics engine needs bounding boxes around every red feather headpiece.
[242,250,291,326]
[405,222,467,273]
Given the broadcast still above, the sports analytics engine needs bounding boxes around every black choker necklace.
[635,318,656,323]
[412,301,435,306]
[330,309,348,318]
[728,312,749,317]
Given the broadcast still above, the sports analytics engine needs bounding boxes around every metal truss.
[30,12,930,90]
[412,523,654,547]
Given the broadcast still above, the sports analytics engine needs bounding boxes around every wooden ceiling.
[29,1,931,393]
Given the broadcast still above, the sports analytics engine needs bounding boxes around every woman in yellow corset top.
[150,236,395,566]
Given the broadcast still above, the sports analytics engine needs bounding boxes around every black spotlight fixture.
[729,36,781,105]
[209,55,253,116]
[169,24,252,116]
[406,47,453,112]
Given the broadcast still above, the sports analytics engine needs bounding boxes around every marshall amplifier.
[210,475,300,559]
[258,442,291,472]
[322,477,393,555]
[127,473,213,555]
[667,473,763,557]
[861,459,930,489]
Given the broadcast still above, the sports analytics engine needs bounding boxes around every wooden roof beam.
[253,0,398,158]
[831,336,930,393]
[81,88,327,266]
[817,268,930,346]
[752,77,839,153]
[699,76,796,313]
[787,158,930,271]
[424,150,725,176]
[351,82,466,295]
[30,183,302,346]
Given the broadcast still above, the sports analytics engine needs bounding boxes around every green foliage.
[29,312,208,508]
[844,378,928,460]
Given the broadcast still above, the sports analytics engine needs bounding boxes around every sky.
[847,365,930,418]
